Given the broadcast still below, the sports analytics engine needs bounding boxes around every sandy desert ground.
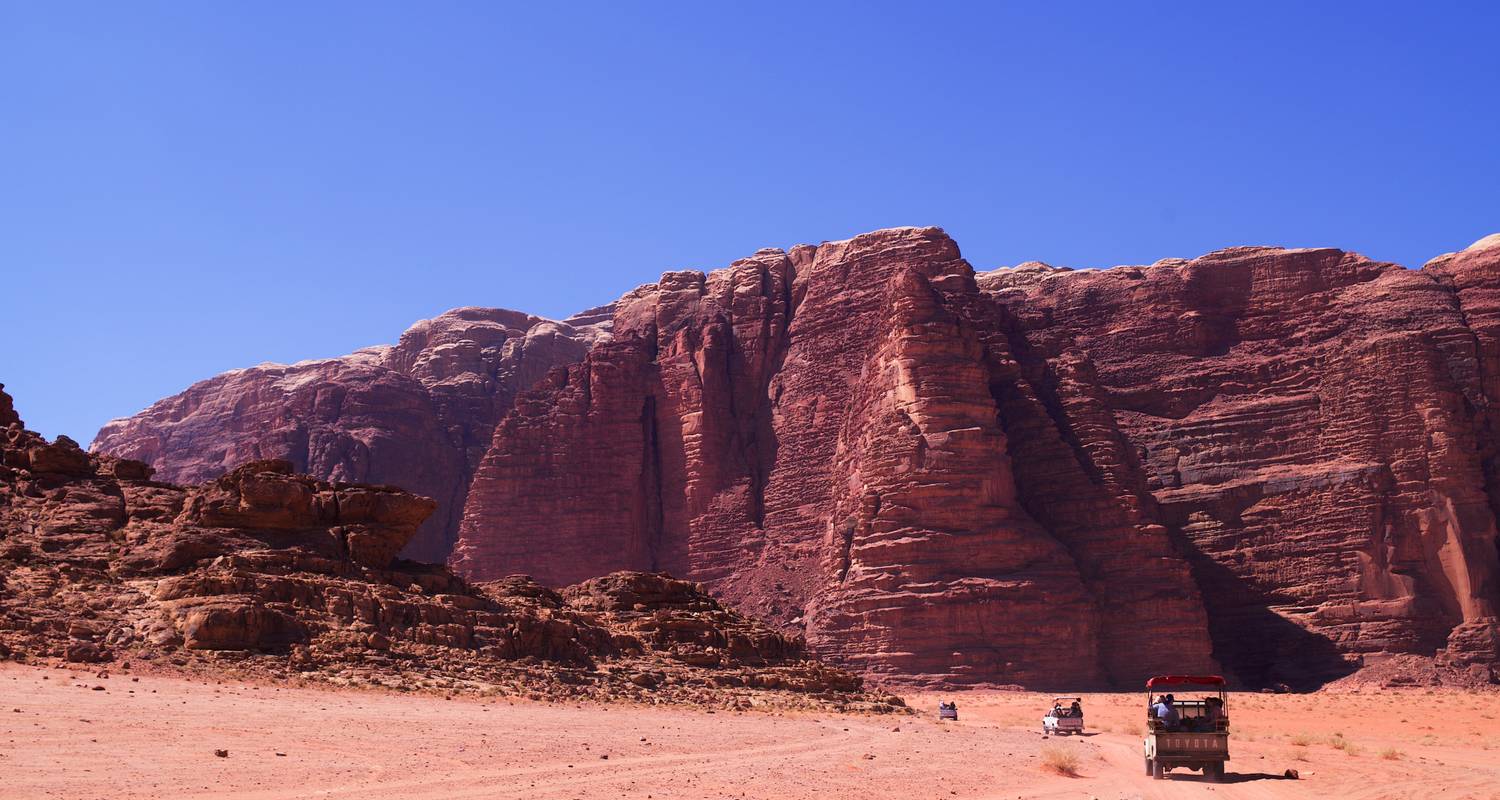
[3,663,1498,800]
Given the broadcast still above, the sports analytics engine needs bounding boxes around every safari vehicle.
[1042,696,1085,735]
[1143,675,1229,780]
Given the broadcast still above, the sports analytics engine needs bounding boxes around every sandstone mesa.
[88,228,1500,689]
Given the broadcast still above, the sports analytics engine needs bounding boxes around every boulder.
[27,436,93,476]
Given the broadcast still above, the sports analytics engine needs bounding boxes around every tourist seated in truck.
[1203,696,1223,729]
[1168,696,1223,732]
[1152,694,1180,729]
[1070,700,1083,718]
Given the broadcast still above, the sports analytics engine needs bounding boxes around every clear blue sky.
[4,2,1498,441]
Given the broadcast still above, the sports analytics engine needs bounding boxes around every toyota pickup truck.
[1143,675,1229,781]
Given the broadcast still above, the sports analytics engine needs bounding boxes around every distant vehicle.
[1042,696,1085,735]
[938,701,959,721]
[1143,675,1229,781]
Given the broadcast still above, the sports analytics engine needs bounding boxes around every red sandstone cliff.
[1420,235,1500,668]
[96,228,1500,688]
[451,229,1220,686]
[981,238,1500,685]
[91,308,604,561]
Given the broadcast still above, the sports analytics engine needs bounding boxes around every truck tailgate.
[1155,733,1228,756]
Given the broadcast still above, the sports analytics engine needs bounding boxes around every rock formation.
[1,388,891,710]
[95,228,1500,689]
[452,229,1219,687]
[91,308,606,561]
[982,238,1500,686]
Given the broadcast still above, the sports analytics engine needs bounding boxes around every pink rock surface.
[4,387,887,708]
[97,227,1500,688]
[987,240,1500,684]
[453,228,1221,686]
[92,308,602,560]
[456,228,1500,686]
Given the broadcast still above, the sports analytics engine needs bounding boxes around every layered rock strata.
[1,389,890,710]
[453,229,1220,687]
[92,308,605,560]
[95,229,1500,688]
[455,229,1500,687]
[983,237,1500,685]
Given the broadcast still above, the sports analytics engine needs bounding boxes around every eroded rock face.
[1422,235,1500,671]
[91,308,604,561]
[804,267,1103,686]
[92,228,1500,689]
[0,384,19,429]
[985,241,1500,686]
[0,389,890,710]
[454,227,1500,688]
[453,228,1222,687]
[452,247,798,599]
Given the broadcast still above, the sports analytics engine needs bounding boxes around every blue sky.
[4,2,1499,441]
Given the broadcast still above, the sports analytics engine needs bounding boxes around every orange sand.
[4,664,1497,799]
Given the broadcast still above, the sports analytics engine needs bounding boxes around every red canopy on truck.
[1146,675,1226,688]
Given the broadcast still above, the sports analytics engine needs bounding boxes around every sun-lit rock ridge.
[92,307,606,560]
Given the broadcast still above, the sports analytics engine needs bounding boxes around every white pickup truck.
[1042,696,1085,735]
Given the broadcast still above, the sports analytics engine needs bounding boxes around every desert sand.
[4,663,1497,800]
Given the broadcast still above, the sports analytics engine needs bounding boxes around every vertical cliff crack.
[638,394,665,571]
[745,260,796,531]
[835,516,856,583]
[722,318,769,530]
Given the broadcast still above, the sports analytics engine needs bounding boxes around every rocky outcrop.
[0,384,19,429]
[91,308,604,561]
[454,228,1500,688]
[453,228,1222,687]
[1422,235,1500,670]
[451,248,798,597]
[96,227,1500,689]
[1,388,892,710]
[985,240,1500,686]
[803,267,1103,686]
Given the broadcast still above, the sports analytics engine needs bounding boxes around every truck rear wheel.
[1206,761,1224,781]
[1144,757,1153,776]
[1152,760,1166,780]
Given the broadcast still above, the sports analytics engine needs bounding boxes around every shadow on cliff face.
[1173,541,1356,689]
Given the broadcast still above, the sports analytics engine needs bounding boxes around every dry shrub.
[1379,747,1402,760]
[1040,745,1080,776]
[1329,736,1361,756]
